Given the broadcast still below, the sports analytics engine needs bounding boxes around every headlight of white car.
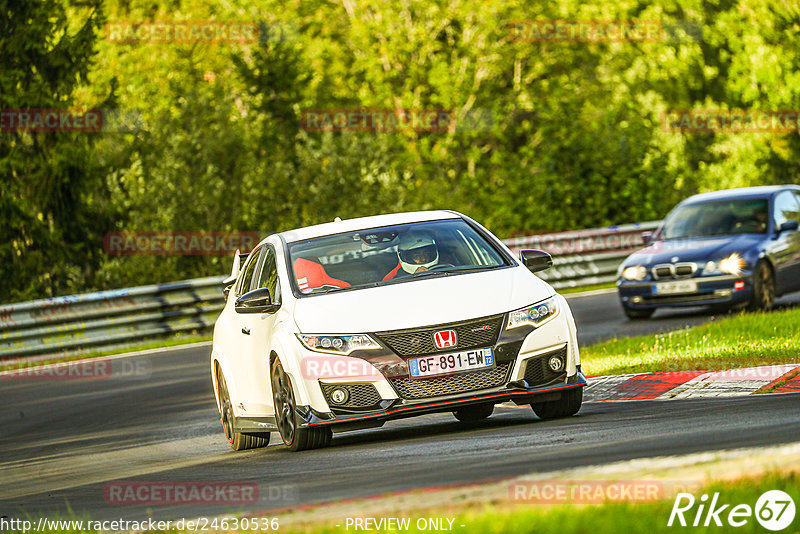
[507,296,559,329]
[621,265,648,281]
[297,334,381,355]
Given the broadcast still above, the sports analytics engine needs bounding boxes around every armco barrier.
[0,277,226,360]
[0,221,661,360]
[505,221,661,289]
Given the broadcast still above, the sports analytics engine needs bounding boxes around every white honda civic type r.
[211,211,586,451]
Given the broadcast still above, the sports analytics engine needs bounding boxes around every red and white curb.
[584,364,800,402]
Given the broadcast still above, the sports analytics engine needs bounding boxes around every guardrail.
[0,277,226,361]
[0,220,661,361]
[504,221,661,289]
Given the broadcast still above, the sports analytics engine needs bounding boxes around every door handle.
[241,327,250,335]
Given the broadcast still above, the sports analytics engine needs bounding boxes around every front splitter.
[295,372,588,430]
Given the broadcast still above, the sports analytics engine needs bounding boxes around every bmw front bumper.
[618,273,754,309]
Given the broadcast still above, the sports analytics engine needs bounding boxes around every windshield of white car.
[287,219,509,296]
[660,198,769,240]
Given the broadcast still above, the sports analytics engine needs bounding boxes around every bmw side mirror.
[520,249,553,273]
[778,220,799,234]
[235,288,280,314]
[641,231,654,245]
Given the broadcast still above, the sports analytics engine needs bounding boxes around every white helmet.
[398,231,439,274]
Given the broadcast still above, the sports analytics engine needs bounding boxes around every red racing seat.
[294,258,351,292]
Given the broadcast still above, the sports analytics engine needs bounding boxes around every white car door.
[234,245,282,415]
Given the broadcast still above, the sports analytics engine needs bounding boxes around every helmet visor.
[398,244,437,265]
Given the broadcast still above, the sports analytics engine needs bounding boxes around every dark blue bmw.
[617,185,800,319]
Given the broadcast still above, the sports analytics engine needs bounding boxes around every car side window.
[236,247,263,297]
[774,192,800,228]
[254,246,280,301]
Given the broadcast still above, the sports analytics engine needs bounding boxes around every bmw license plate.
[408,348,494,378]
[653,280,697,295]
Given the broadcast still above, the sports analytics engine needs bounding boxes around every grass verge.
[7,471,797,533]
[580,307,800,376]
[558,282,616,294]
[387,472,799,534]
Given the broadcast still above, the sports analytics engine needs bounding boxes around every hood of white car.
[292,266,554,333]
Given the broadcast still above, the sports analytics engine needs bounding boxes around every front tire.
[531,387,583,420]
[271,357,331,452]
[748,261,775,312]
[453,403,494,423]
[623,306,655,320]
[216,366,270,451]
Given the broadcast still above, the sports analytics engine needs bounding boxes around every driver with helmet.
[382,230,441,280]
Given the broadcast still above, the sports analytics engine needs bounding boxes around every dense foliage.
[2,0,799,301]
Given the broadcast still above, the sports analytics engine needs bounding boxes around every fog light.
[330,387,349,405]
[548,356,564,372]
[631,296,643,304]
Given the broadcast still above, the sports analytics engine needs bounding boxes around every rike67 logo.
[668,490,796,531]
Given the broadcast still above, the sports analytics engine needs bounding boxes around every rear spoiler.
[223,249,250,284]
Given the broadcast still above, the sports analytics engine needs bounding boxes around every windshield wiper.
[305,285,360,295]
[444,265,496,273]
[380,270,449,286]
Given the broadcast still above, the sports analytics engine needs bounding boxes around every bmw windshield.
[287,219,510,295]
[660,198,769,240]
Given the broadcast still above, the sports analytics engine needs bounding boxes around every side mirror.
[235,288,280,314]
[778,220,799,234]
[641,231,654,245]
[520,249,553,273]
[223,283,233,299]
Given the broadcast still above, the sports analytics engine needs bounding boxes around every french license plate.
[408,348,494,378]
[653,280,697,295]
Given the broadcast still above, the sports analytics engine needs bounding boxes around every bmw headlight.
[718,253,745,276]
[297,334,381,354]
[507,297,559,329]
[620,265,648,281]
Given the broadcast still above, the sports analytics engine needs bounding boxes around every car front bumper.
[617,273,754,309]
[295,369,587,431]
[288,296,583,430]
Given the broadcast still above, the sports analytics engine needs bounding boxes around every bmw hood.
[624,235,764,266]
[292,267,553,333]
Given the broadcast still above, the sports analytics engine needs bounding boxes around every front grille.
[389,363,511,400]
[523,347,567,386]
[375,315,504,356]
[653,263,697,279]
[320,382,382,409]
[653,265,673,279]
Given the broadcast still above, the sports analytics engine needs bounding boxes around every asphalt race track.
[2,291,799,521]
